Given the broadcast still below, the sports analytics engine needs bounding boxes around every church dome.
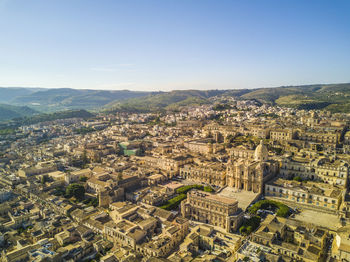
[254,140,268,161]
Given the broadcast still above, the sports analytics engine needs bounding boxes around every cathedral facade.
[226,141,279,193]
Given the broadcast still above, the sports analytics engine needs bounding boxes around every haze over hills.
[0,87,44,103]
[0,104,38,121]
[0,87,157,112]
[0,87,155,121]
[0,83,350,121]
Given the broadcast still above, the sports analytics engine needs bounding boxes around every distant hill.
[240,83,350,112]
[0,87,43,103]
[14,109,94,126]
[2,83,350,114]
[107,84,350,113]
[0,109,94,130]
[0,87,156,112]
[107,90,226,112]
[0,104,38,121]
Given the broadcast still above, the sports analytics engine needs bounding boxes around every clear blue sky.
[0,0,349,91]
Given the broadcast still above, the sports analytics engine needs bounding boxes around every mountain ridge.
[1,82,350,115]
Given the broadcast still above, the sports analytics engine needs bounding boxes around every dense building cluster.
[0,97,350,261]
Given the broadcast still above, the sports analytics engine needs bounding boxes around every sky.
[0,0,349,91]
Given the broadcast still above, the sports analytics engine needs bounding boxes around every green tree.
[203,186,213,192]
[239,226,247,235]
[293,176,302,182]
[90,198,98,207]
[79,176,88,182]
[82,149,90,166]
[276,206,290,217]
[246,226,253,234]
[41,175,48,184]
[66,183,85,200]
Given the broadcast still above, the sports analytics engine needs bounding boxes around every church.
[226,140,279,193]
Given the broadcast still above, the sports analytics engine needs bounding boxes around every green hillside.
[105,83,350,113]
[0,104,38,121]
[239,83,350,112]
[107,90,226,112]
[2,83,350,114]
[7,88,156,111]
[14,109,94,125]
[240,85,322,103]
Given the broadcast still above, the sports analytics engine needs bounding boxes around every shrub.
[203,186,214,192]
[293,176,302,182]
[239,216,261,235]
[53,186,65,196]
[276,206,290,217]
[239,226,247,235]
[176,184,214,194]
[249,200,290,218]
[79,176,88,182]
[176,185,203,194]
[246,226,253,234]
[160,194,187,210]
[162,185,213,210]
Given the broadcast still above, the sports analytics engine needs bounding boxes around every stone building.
[98,188,124,208]
[331,225,350,261]
[181,190,243,233]
[177,224,242,260]
[18,163,57,178]
[180,163,226,187]
[251,215,327,262]
[280,155,349,187]
[203,123,238,142]
[265,178,343,213]
[297,130,340,146]
[183,139,214,155]
[226,141,279,193]
[142,154,192,174]
[270,129,295,141]
[240,125,270,139]
[228,145,254,159]
[104,204,189,258]
[344,131,350,145]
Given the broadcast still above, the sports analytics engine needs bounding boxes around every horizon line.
[0,81,349,92]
